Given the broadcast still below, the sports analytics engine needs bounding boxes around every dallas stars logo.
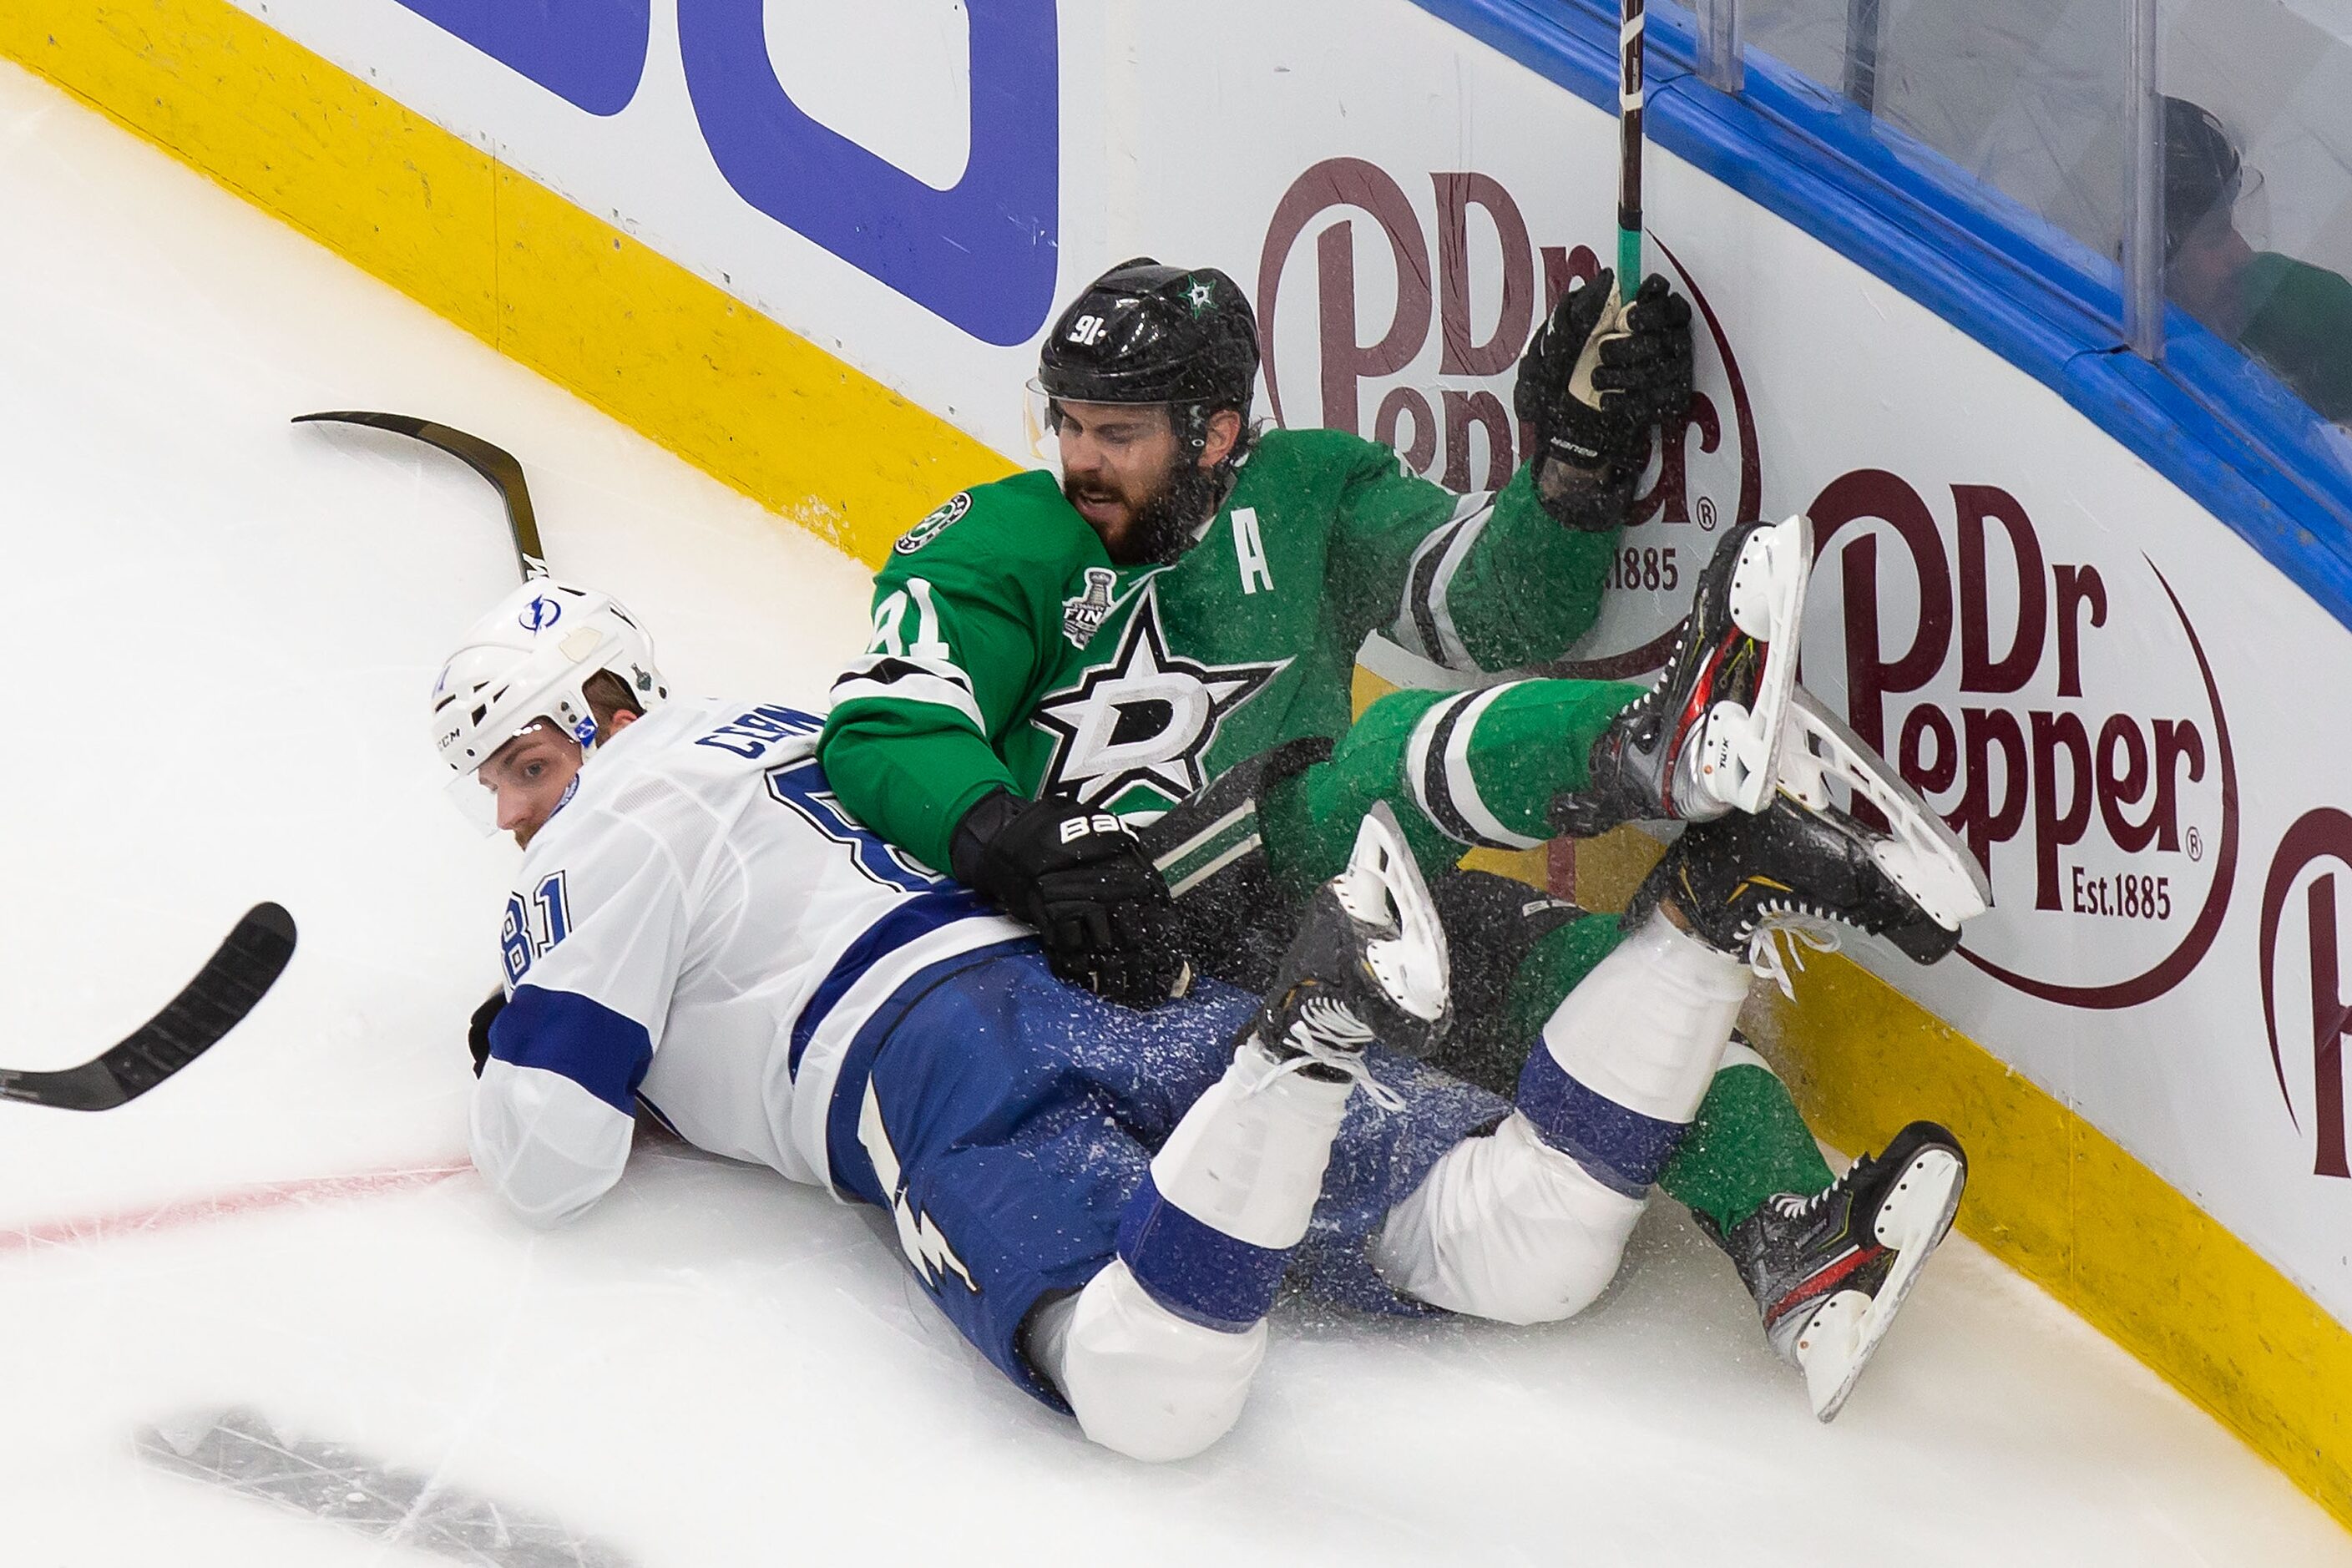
[1032,589,1286,810]
[1185,278,1216,316]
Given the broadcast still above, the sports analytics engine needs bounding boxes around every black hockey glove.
[950,790,1186,1008]
[468,989,505,1077]
[1514,269,1694,531]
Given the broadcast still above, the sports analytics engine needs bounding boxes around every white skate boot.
[1243,803,1453,1103]
[1551,512,1813,836]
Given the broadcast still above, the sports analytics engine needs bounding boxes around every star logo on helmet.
[1032,588,1285,812]
[1185,279,1216,316]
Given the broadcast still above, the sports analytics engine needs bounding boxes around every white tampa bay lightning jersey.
[470,695,1027,1226]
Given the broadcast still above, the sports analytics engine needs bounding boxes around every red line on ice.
[0,1160,473,1255]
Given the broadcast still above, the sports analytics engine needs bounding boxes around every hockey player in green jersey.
[818,258,1985,1419]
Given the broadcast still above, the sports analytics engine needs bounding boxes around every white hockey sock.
[1026,1260,1269,1463]
[1516,910,1752,1195]
[1118,1041,1353,1331]
[1371,1111,1647,1324]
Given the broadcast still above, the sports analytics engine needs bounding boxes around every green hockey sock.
[1409,677,1643,843]
[1262,678,1643,898]
[1658,1055,1837,1235]
[1505,910,1625,1042]
[1261,689,1459,897]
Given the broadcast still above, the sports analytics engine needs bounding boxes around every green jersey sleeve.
[2240,252,2352,422]
[819,474,1090,871]
[1310,430,1620,673]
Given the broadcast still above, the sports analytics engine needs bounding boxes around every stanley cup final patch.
[1061,567,1119,648]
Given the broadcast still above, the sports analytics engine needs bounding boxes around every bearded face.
[1054,402,1238,565]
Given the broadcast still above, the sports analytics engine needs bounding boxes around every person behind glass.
[2163,96,2352,424]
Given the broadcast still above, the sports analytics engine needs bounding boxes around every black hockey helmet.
[2163,97,2243,260]
[1034,259,1260,443]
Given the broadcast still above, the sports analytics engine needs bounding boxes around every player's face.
[477,722,584,849]
[2167,210,2253,335]
[1055,401,1181,551]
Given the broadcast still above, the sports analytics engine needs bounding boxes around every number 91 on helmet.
[428,579,668,833]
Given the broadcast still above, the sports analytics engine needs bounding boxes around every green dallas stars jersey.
[817,427,1619,873]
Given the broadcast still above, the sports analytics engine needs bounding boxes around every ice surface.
[0,55,2344,1567]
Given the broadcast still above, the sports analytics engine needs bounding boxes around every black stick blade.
[0,903,298,1112]
[295,411,546,581]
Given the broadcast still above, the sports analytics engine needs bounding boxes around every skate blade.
[1718,514,1812,814]
[1802,1148,1966,1423]
[1781,688,1991,930]
[1338,802,1450,1025]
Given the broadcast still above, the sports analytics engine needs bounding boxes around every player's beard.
[1071,454,1227,567]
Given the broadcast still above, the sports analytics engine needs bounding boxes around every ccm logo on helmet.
[519,595,563,632]
[1059,813,1127,844]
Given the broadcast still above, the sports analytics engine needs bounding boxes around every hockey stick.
[295,412,546,581]
[0,903,297,1111]
[1617,0,1646,304]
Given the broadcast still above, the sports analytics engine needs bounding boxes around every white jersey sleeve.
[470,805,693,1227]
[466,695,1030,1216]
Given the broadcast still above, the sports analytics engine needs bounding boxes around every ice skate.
[1775,687,1989,935]
[1701,1122,1968,1421]
[1551,513,1813,837]
[1627,731,1991,980]
[1242,802,1452,1099]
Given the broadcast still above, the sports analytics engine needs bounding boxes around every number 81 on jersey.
[502,873,573,989]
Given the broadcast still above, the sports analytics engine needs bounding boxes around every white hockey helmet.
[430,579,668,822]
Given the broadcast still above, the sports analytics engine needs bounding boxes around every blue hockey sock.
[1515,911,1752,1195]
[1118,1043,1351,1332]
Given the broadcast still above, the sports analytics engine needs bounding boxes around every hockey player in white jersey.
[437,577,1985,1456]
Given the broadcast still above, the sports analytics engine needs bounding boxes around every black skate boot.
[1550,512,1812,837]
[1242,802,1453,1098]
[1700,1121,1969,1421]
[1629,765,1991,973]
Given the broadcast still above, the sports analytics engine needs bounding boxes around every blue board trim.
[1405,0,2352,633]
